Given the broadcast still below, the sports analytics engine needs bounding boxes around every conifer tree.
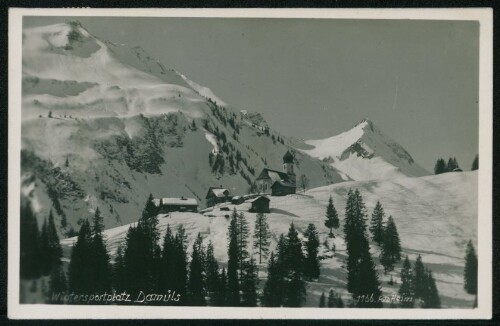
[343,189,382,307]
[69,219,93,293]
[205,241,220,304]
[319,292,326,307]
[412,255,427,301]
[48,266,67,303]
[253,212,271,264]
[171,225,188,297]
[262,251,284,307]
[369,201,385,245]
[215,267,228,306]
[227,212,240,306]
[236,211,250,279]
[472,154,479,171]
[20,203,41,279]
[434,158,447,174]
[304,223,320,280]
[327,289,336,307]
[113,243,126,291]
[283,223,307,307]
[241,258,259,306]
[337,295,344,307]
[187,233,206,306]
[90,208,111,292]
[39,218,51,275]
[464,240,478,294]
[324,195,339,238]
[159,224,175,292]
[380,216,401,273]
[422,269,440,308]
[398,256,414,308]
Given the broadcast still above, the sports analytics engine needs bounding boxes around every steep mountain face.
[21,22,345,232]
[298,119,429,181]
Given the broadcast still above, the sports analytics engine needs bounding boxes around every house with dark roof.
[152,197,198,213]
[256,150,296,196]
[248,195,271,213]
[206,187,230,207]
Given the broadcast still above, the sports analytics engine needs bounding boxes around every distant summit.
[299,118,429,181]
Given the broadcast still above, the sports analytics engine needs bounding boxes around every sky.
[23,16,480,171]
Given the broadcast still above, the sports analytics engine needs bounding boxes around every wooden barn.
[153,197,198,213]
[248,196,271,213]
[206,187,231,207]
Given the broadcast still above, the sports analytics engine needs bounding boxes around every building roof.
[283,150,294,164]
[248,195,270,203]
[256,168,289,182]
[206,187,229,199]
[153,197,198,206]
[271,180,296,189]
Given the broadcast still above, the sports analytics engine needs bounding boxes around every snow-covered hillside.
[21,21,345,231]
[61,171,477,308]
[299,119,429,181]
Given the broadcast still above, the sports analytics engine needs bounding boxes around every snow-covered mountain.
[297,119,429,181]
[21,21,345,231]
[60,171,478,308]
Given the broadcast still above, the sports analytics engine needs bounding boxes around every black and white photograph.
[8,8,493,319]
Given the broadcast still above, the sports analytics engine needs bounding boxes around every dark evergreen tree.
[380,216,401,273]
[398,256,414,308]
[68,219,93,293]
[90,208,111,292]
[253,212,271,264]
[187,233,206,306]
[241,258,259,306]
[412,255,427,301]
[472,154,479,171]
[214,267,228,306]
[464,240,478,295]
[205,241,220,304]
[47,210,62,270]
[158,224,175,292]
[446,157,459,172]
[227,212,240,306]
[113,243,126,291]
[48,266,67,303]
[283,223,307,307]
[304,223,320,280]
[39,218,50,275]
[324,195,339,238]
[171,225,188,297]
[20,203,41,279]
[422,269,441,308]
[236,211,250,280]
[262,251,285,307]
[369,201,385,245]
[337,295,344,308]
[434,158,447,174]
[319,292,326,307]
[343,189,382,307]
[327,289,336,307]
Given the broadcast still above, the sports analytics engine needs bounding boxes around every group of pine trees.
[398,255,441,308]
[319,289,344,308]
[434,157,461,174]
[20,203,66,300]
[369,201,401,273]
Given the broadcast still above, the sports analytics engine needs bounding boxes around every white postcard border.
[7,7,493,320]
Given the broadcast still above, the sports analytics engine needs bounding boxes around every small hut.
[248,196,270,213]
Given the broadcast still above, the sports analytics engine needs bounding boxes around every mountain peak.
[300,118,428,181]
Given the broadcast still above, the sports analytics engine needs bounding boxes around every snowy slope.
[299,119,429,181]
[61,171,477,308]
[21,21,345,232]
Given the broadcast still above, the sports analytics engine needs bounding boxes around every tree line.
[434,154,478,175]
